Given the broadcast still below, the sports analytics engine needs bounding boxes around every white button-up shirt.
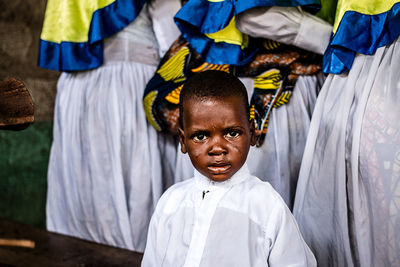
[142,164,316,267]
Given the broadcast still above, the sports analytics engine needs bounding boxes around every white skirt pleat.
[294,37,400,267]
[46,61,161,252]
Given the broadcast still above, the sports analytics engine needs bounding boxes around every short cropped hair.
[179,70,249,128]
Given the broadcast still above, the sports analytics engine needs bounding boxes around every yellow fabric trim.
[205,17,249,49]
[207,0,225,2]
[191,62,230,73]
[263,40,281,50]
[333,0,399,33]
[165,85,184,105]
[253,69,282,90]
[273,91,292,108]
[41,0,115,43]
[143,91,161,131]
[157,47,189,83]
[249,105,256,123]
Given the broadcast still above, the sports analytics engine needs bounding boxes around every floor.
[0,218,143,266]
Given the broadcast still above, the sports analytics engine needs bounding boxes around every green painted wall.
[0,121,53,228]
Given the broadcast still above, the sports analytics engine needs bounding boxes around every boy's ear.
[178,127,188,154]
[249,119,257,147]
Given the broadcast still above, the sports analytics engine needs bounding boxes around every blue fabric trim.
[38,0,146,72]
[177,0,235,34]
[174,0,320,66]
[175,17,260,66]
[38,40,104,72]
[323,2,400,74]
[89,0,146,43]
[175,0,320,34]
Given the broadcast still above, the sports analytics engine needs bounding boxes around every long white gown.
[46,2,181,252]
[294,37,400,266]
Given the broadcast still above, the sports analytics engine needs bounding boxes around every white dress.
[46,2,181,252]
[142,164,316,267]
[174,7,329,208]
[293,37,400,267]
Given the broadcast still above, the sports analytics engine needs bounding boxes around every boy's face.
[179,96,255,182]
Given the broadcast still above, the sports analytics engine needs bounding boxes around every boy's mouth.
[207,164,231,174]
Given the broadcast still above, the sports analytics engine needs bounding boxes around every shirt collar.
[194,164,250,190]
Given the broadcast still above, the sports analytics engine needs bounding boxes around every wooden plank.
[0,239,35,248]
[0,218,143,266]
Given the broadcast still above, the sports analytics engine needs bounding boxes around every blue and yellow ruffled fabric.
[174,0,321,66]
[323,0,400,74]
[38,0,146,71]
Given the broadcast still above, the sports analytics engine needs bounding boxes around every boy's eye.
[226,130,241,138]
[193,133,208,141]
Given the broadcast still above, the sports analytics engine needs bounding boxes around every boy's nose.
[208,137,227,156]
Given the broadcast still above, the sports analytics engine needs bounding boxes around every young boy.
[141,71,316,266]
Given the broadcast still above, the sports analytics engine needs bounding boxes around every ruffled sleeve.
[174,0,321,66]
[38,0,146,71]
[174,0,257,66]
[323,0,400,74]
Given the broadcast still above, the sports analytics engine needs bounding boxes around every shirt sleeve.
[148,0,182,58]
[236,6,333,55]
[265,196,317,266]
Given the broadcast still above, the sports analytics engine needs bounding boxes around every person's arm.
[236,6,333,55]
[265,196,317,266]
